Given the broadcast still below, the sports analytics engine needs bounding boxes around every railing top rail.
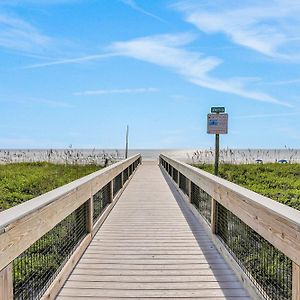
[0,154,140,232]
[160,154,300,229]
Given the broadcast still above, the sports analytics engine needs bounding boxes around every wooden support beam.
[293,262,300,300]
[0,264,13,300]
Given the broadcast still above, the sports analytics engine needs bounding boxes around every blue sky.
[0,0,300,149]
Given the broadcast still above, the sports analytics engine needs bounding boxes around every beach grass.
[0,162,102,211]
[194,163,300,210]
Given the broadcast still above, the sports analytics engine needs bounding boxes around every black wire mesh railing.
[168,165,173,177]
[172,168,178,184]
[129,164,133,176]
[113,173,122,197]
[93,182,111,223]
[123,167,129,184]
[160,157,293,300]
[8,156,142,300]
[216,202,292,300]
[13,202,88,300]
[191,182,211,224]
[179,173,189,196]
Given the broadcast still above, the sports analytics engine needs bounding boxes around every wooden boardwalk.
[57,162,250,299]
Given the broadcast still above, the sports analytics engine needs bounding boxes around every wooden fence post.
[293,262,300,300]
[0,264,13,300]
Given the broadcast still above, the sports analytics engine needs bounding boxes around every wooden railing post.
[0,264,13,300]
[293,262,300,300]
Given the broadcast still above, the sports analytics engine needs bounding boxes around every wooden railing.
[0,154,141,300]
[160,154,300,300]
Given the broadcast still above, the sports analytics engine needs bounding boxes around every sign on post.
[207,113,228,134]
[207,107,228,176]
[211,107,225,114]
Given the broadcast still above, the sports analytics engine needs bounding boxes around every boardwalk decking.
[57,162,250,299]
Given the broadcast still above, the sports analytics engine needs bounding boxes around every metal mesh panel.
[179,173,189,196]
[216,202,292,300]
[172,168,178,184]
[123,167,129,184]
[113,173,122,197]
[93,182,111,223]
[13,202,88,300]
[191,182,211,224]
[168,165,173,176]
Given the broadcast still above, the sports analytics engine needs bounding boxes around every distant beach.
[0,148,299,164]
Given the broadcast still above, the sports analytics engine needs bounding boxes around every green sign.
[211,107,225,113]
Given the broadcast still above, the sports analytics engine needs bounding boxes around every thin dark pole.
[214,133,220,176]
[125,125,129,159]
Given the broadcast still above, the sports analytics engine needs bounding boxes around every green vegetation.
[193,163,300,210]
[0,162,102,298]
[0,162,102,211]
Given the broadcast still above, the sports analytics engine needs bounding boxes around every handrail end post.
[0,264,13,300]
[293,262,300,300]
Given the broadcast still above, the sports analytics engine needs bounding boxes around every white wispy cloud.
[120,0,166,23]
[263,78,300,85]
[175,0,300,59]
[22,53,118,69]
[0,95,73,108]
[233,112,300,119]
[74,87,159,96]
[0,0,82,5]
[109,33,290,106]
[0,13,51,53]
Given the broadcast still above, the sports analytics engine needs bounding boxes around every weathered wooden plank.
[84,250,219,255]
[68,274,239,282]
[56,297,250,300]
[59,288,249,297]
[75,263,232,270]
[72,268,235,276]
[57,162,249,299]
[63,280,244,289]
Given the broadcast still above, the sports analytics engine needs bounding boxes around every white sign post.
[207,109,228,175]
